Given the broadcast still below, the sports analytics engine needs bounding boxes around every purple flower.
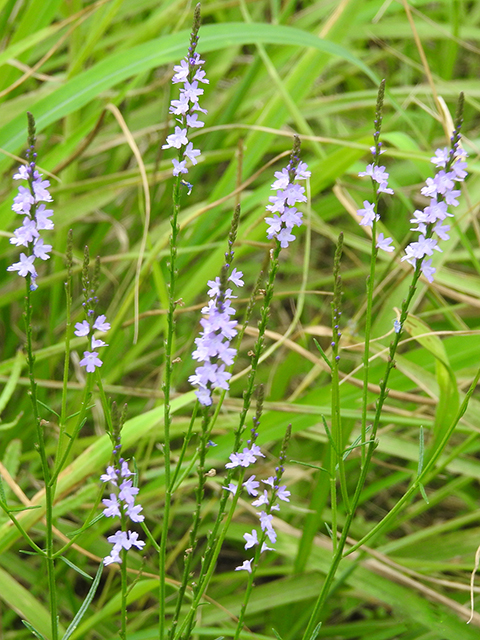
[190,267,243,405]
[79,351,103,373]
[243,530,259,549]
[33,238,52,260]
[252,490,269,507]
[376,233,394,253]
[102,494,121,518]
[93,314,111,332]
[172,159,188,176]
[235,559,253,573]
[101,460,145,565]
[8,159,54,288]
[119,479,139,505]
[264,156,309,249]
[163,126,188,150]
[100,466,118,485]
[183,142,201,165]
[277,485,291,502]
[7,253,37,277]
[165,41,208,177]
[357,201,378,227]
[403,144,466,281]
[243,475,260,496]
[74,320,90,337]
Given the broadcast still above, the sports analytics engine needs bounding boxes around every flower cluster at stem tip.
[402,143,467,283]
[189,268,244,406]
[265,158,310,248]
[101,459,145,565]
[74,314,111,373]
[7,154,54,290]
[358,130,467,283]
[357,143,395,254]
[162,8,208,183]
[223,426,291,573]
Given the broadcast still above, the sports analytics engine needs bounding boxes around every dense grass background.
[0,0,480,638]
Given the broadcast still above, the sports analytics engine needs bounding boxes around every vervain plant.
[1,3,479,640]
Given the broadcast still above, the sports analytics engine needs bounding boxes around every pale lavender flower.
[7,253,37,278]
[100,466,118,484]
[404,141,466,282]
[223,482,238,494]
[252,490,269,507]
[277,485,291,502]
[101,460,145,565]
[102,494,121,518]
[33,238,52,260]
[79,351,102,373]
[243,530,259,549]
[183,142,201,164]
[357,201,378,227]
[243,475,260,496]
[74,320,90,336]
[190,268,243,405]
[376,233,394,253]
[235,559,253,573]
[172,159,188,176]
[93,314,111,332]
[8,152,54,289]
[264,149,309,249]
[164,22,208,178]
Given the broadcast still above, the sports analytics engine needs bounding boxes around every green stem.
[301,264,423,640]
[168,407,210,640]
[176,246,282,640]
[176,470,246,640]
[159,175,181,639]
[24,277,58,640]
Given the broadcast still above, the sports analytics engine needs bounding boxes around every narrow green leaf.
[313,338,332,370]
[61,563,103,640]
[308,623,322,640]
[0,23,377,169]
[21,619,47,640]
[59,556,93,581]
[0,349,23,414]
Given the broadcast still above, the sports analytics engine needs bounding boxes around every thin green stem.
[159,174,181,639]
[175,469,246,640]
[301,263,423,640]
[176,246,282,640]
[24,277,58,640]
[168,407,210,640]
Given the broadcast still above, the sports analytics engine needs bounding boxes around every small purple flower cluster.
[7,157,54,290]
[101,460,145,565]
[74,314,110,373]
[265,160,310,248]
[357,145,395,254]
[401,145,467,282]
[189,268,244,406]
[223,438,291,573]
[162,41,208,178]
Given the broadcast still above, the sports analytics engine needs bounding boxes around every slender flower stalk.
[176,138,309,640]
[7,113,54,291]
[301,93,467,640]
[160,7,208,637]
[233,426,291,640]
[7,115,58,640]
[356,81,393,464]
[169,208,243,640]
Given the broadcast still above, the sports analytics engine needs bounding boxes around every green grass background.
[0,0,480,638]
